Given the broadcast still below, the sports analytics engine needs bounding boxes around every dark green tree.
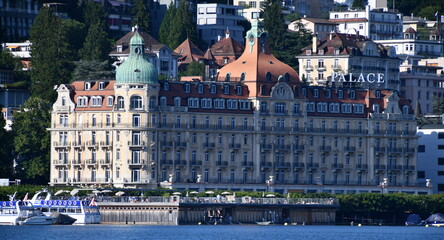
[29,7,73,102]
[160,0,197,49]
[275,29,312,70]
[73,60,114,80]
[432,96,444,115]
[0,109,13,179]
[82,0,109,29]
[262,0,286,52]
[132,0,151,33]
[0,50,21,70]
[180,62,205,77]
[61,19,87,61]
[12,97,51,184]
[79,21,111,61]
[159,2,176,46]
[352,0,365,9]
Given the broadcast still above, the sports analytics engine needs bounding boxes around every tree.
[61,19,87,61]
[275,29,312,70]
[132,0,151,33]
[160,0,197,49]
[262,0,287,53]
[352,0,365,9]
[0,50,21,70]
[432,96,444,115]
[159,2,176,46]
[82,0,109,29]
[0,109,13,179]
[12,97,51,184]
[79,21,111,62]
[29,7,73,102]
[180,62,205,77]
[73,60,114,80]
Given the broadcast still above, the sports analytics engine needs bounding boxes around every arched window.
[240,73,246,81]
[260,101,267,113]
[260,85,266,95]
[236,85,242,95]
[117,96,124,110]
[375,90,381,99]
[160,96,167,106]
[174,97,181,107]
[284,73,290,82]
[163,82,169,91]
[130,95,143,110]
[266,72,271,82]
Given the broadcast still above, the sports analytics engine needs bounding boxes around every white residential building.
[417,124,444,193]
[329,4,403,41]
[197,3,245,46]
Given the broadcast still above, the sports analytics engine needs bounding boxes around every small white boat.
[21,212,56,225]
[256,221,272,225]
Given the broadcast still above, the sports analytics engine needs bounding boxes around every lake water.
[1,225,443,240]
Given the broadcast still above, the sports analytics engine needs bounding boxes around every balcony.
[174,160,187,166]
[388,165,403,171]
[274,162,291,169]
[303,65,314,71]
[127,159,145,167]
[176,142,188,148]
[71,141,84,149]
[344,146,356,152]
[100,141,112,149]
[216,161,228,167]
[161,141,173,148]
[191,161,202,166]
[160,160,173,166]
[331,65,342,71]
[85,159,98,167]
[308,163,319,169]
[404,166,416,171]
[374,164,386,170]
[276,144,291,151]
[294,163,305,169]
[319,146,331,152]
[315,65,326,71]
[86,141,97,149]
[229,143,241,149]
[203,142,216,148]
[294,145,305,152]
[375,147,386,153]
[53,141,70,149]
[99,159,111,167]
[260,144,273,150]
[331,163,344,169]
[128,141,145,148]
[53,160,69,166]
[241,161,254,168]
[260,162,272,168]
[71,160,83,166]
[356,164,368,171]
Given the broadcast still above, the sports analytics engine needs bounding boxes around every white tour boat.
[30,189,100,224]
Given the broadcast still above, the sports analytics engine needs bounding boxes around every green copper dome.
[116,30,158,84]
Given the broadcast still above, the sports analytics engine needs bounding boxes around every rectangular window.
[438,145,444,150]
[438,158,444,165]
[416,171,424,178]
[438,133,444,139]
[438,184,444,192]
[438,171,444,176]
[418,145,425,152]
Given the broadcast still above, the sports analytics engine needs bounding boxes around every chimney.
[218,35,221,41]
[330,31,333,40]
[312,33,318,53]
[225,27,230,38]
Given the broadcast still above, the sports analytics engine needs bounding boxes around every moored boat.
[30,189,100,224]
[0,200,33,225]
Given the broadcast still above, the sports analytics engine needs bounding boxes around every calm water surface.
[1,225,443,240]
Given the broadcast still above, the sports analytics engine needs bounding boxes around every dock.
[97,197,338,225]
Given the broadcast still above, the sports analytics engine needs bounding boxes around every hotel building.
[49,21,428,194]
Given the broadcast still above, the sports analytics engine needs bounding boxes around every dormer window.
[107,96,114,106]
[61,97,66,106]
[334,48,340,55]
[163,82,169,91]
[174,97,181,107]
[375,90,381,99]
[313,89,319,98]
[184,83,190,93]
[373,104,380,113]
[325,89,331,98]
[91,96,102,107]
[98,82,105,90]
[350,90,356,99]
[284,73,290,82]
[223,85,230,94]
[211,84,217,94]
[236,85,242,95]
[302,88,307,97]
[197,84,204,93]
[225,73,231,82]
[338,90,343,98]
[117,45,123,52]
[85,82,91,90]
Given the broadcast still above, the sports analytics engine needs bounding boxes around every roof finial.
[225,27,230,38]
[134,25,139,32]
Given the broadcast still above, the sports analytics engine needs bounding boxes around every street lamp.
[380,178,388,194]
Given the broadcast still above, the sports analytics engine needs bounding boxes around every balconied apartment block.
[49,21,429,194]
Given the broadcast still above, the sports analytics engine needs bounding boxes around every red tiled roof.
[174,38,205,65]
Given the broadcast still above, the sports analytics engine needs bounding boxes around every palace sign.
[331,73,385,83]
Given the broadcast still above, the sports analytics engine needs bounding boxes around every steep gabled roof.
[174,38,205,64]
[110,30,170,56]
[210,36,244,57]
